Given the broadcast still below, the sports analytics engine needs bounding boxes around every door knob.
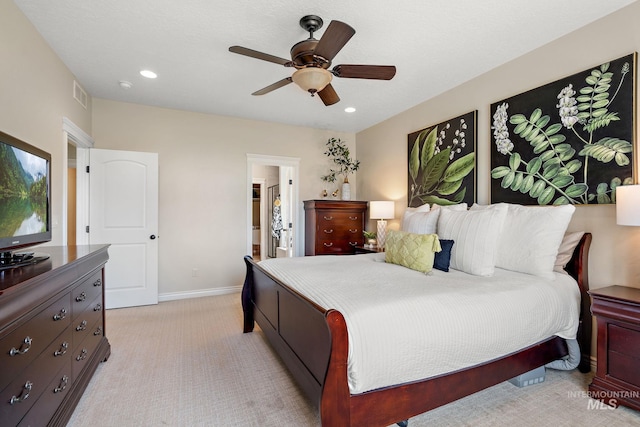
[150,235,156,240]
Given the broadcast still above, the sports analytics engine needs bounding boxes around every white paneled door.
[89,149,159,309]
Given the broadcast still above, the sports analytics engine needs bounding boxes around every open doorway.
[251,179,265,260]
[63,117,93,246]
[247,154,301,258]
[67,143,77,245]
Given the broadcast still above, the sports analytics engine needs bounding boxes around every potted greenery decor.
[363,230,377,247]
[321,138,360,200]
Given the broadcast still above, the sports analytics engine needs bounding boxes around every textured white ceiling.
[13,0,637,132]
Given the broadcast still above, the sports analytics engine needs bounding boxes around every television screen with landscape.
[0,130,51,253]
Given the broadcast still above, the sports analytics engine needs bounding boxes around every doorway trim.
[247,154,301,257]
[63,117,94,246]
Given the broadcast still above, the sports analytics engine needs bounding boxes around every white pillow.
[402,203,431,230]
[405,203,431,213]
[402,209,440,234]
[437,204,508,276]
[431,203,468,211]
[402,203,468,234]
[554,231,585,274]
[471,203,575,279]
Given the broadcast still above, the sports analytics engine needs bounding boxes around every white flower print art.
[490,54,635,205]
[408,111,477,207]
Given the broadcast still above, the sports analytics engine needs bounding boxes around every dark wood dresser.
[304,200,367,255]
[0,245,110,426]
[589,285,640,411]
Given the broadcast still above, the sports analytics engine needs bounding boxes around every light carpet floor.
[67,293,640,427]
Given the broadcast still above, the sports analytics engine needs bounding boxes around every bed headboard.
[564,232,592,373]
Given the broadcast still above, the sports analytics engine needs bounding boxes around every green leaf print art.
[408,111,477,207]
[490,53,635,205]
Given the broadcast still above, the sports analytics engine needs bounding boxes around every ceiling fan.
[229,15,396,106]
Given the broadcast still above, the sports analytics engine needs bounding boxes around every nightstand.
[354,246,384,254]
[589,285,640,411]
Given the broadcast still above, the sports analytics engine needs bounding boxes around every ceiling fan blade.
[333,65,396,80]
[229,46,291,66]
[313,21,355,62]
[318,84,340,106]
[251,77,293,96]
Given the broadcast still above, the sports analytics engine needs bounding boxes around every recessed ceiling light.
[140,70,157,79]
[344,107,356,113]
[119,80,133,89]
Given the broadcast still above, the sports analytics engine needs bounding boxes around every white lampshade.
[291,67,332,94]
[616,184,640,226]
[369,201,395,220]
[369,201,394,248]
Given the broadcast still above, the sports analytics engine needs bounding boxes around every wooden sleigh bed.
[241,232,592,427]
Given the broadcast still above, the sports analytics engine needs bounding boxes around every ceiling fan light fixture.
[292,67,332,95]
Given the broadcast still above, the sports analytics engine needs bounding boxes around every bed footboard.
[242,255,340,407]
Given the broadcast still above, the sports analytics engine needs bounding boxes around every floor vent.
[73,80,88,109]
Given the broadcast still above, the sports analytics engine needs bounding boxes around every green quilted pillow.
[385,230,442,273]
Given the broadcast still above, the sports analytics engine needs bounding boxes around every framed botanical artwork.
[407,111,477,207]
[490,53,636,205]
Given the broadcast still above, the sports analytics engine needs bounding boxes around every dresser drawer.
[316,212,363,254]
[71,271,103,320]
[0,292,71,393]
[315,235,359,254]
[18,359,72,427]
[0,328,71,426]
[609,351,640,387]
[609,324,640,356]
[608,324,640,387]
[72,319,104,380]
[72,295,103,351]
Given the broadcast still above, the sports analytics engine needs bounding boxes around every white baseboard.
[158,286,242,302]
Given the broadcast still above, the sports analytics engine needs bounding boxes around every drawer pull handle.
[323,229,334,234]
[349,229,358,233]
[54,342,69,357]
[323,216,333,220]
[9,336,32,356]
[53,308,67,321]
[75,292,87,302]
[54,375,69,394]
[94,326,103,336]
[93,279,102,287]
[349,216,358,220]
[10,381,32,405]
[76,349,88,361]
[76,320,88,331]
[349,242,358,246]
[94,303,102,312]
[323,242,333,247]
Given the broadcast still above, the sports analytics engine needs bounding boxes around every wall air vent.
[73,80,88,109]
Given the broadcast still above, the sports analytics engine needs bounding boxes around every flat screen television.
[0,130,51,269]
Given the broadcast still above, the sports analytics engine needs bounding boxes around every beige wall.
[92,99,355,296]
[4,0,639,299]
[356,2,640,292]
[0,0,92,246]
[2,0,357,298]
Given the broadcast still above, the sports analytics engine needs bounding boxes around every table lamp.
[369,201,394,247]
[617,185,640,226]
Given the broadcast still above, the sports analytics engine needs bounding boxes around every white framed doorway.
[247,154,301,258]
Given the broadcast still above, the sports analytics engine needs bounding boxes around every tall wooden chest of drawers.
[589,285,640,411]
[304,200,367,255]
[0,245,110,426]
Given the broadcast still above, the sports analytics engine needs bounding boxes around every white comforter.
[258,253,580,394]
